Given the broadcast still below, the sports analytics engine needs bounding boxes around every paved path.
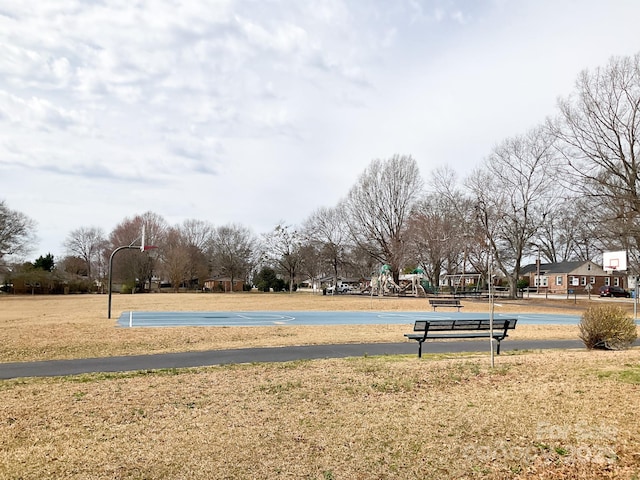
[0,339,592,380]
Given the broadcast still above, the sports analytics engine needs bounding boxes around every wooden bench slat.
[425,333,508,339]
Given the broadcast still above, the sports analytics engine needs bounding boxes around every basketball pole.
[107,244,141,319]
[107,229,158,319]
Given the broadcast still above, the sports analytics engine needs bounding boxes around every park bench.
[404,318,518,358]
[428,298,463,311]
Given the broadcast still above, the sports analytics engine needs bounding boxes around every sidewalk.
[0,339,595,380]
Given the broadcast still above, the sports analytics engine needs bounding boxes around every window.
[614,277,620,287]
[590,277,595,284]
[569,276,579,286]
[581,277,587,286]
[534,275,548,287]
[605,277,611,286]
[587,263,592,271]
[556,276,563,286]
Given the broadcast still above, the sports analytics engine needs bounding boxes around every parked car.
[599,285,630,297]
[326,284,351,294]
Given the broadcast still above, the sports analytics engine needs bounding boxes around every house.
[203,277,245,292]
[520,260,627,295]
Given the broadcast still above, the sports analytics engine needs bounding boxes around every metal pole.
[536,247,540,295]
[107,245,139,319]
[635,276,639,321]
[489,251,494,368]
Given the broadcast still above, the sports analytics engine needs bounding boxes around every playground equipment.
[368,265,401,296]
[364,266,430,297]
[443,273,482,295]
[399,268,428,297]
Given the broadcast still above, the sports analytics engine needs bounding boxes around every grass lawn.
[0,292,590,362]
[1,292,639,479]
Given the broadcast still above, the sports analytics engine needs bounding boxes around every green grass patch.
[596,363,640,384]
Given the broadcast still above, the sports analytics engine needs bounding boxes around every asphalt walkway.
[0,339,594,380]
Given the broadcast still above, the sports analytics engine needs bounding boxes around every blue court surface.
[116,310,582,328]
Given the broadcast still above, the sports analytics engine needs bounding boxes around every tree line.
[1,52,639,297]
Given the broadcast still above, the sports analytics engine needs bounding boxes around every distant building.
[520,260,627,294]
[203,277,244,292]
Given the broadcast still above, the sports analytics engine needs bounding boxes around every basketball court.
[116,310,581,327]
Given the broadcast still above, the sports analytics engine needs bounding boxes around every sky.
[1,0,640,260]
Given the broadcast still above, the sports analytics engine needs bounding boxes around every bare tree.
[429,166,466,214]
[160,227,190,292]
[302,206,349,287]
[261,224,302,292]
[181,219,214,251]
[346,244,379,280]
[342,155,424,282]
[406,193,466,288]
[467,126,560,297]
[0,200,36,261]
[550,52,640,267]
[108,212,167,292]
[63,226,107,283]
[179,219,215,289]
[297,242,323,290]
[532,196,604,263]
[409,167,486,289]
[59,255,89,276]
[210,223,256,291]
[406,165,493,293]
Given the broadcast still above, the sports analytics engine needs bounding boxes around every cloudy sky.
[1,0,639,259]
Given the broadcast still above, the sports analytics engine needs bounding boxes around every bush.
[579,305,637,350]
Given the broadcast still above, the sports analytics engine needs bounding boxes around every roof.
[521,260,624,276]
[521,261,584,275]
[204,277,245,282]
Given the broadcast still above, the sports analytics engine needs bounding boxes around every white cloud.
[1,0,640,258]
[0,90,86,130]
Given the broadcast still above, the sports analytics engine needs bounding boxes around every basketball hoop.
[140,225,157,252]
[603,251,626,274]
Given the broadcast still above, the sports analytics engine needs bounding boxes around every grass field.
[1,292,639,479]
[0,291,589,362]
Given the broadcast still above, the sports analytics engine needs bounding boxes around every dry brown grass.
[0,292,596,362]
[1,349,639,479]
[1,292,640,478]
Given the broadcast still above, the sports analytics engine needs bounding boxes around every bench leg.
[496,340,501,355]
[418,341,423,358]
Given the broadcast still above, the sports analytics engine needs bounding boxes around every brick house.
[203,277,245,292]
[520,260,628,295]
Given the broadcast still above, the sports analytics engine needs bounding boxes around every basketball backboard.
[603,250,627,273]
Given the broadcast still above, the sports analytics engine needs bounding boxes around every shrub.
[579,304,637,350]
